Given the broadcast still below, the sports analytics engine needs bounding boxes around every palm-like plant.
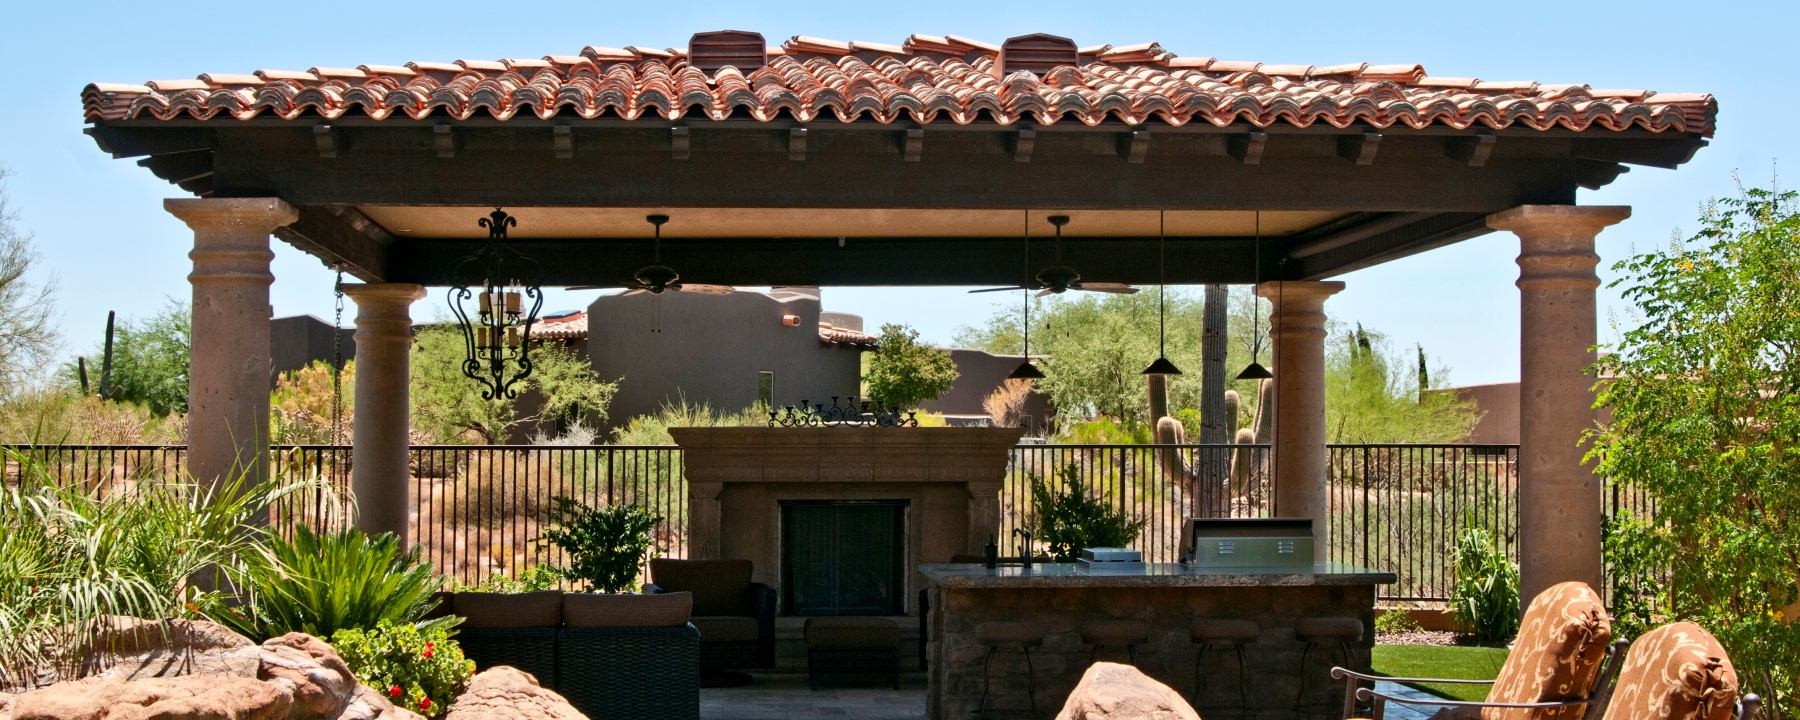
[218,527,452,641]
[0,448,313,691]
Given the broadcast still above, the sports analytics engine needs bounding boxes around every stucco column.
[689,481,724,559]
[168,198,295,500]
[966,480,1003,555]
[1489,205,1630,603]
[344,284,425,543]
[1256,281,1344,549]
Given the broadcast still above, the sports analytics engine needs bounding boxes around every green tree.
[66,299,190,416]
[865,323,957,409]
[1589,186,1800,713]
[409,326,616,444]
[0,167,59,399]
[1324,322,1478,443]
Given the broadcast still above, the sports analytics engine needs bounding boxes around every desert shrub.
[462,565,563,593]
[1375,608,1422,635]
[330,620,473,718]
[217,527,449,641]
[1061,418,1151,445]
[865,324,957,409]
[1447,528,1520,644]
[1028,464,1147,562]
[541,497,662,593]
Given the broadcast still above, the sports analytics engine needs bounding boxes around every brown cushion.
[1081,619,1151,646]
[1192,619,1261,644]
[1295,616,1364,642]
[453,591,562,628]
[974,621,1044,647]
[1601,623,1738,720]
[1484,581,1614,720]
[650,559,752,617]
[562,592,693,628]
[690,616,761,643]
[805,617,901,650]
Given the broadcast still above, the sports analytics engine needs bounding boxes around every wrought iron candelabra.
[768,396,919,428]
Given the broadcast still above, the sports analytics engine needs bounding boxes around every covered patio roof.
[83,30,1714,287]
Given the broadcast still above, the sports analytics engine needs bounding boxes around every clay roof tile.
[145,79,211,91]
[357,64,417,77]
[624,46,674,59]
[1206,60,1261,73]
[1165,56,1215,69]
[1473,80,1537,92]
[254,69,320,81]
[309,67,368,79]
[851,40,908,55]
[1590,88,1650,100]
[198,73,264,86]
[1416,76,1479,89]
[1312,63,1367,76]
[582,46,639,60]
[455,59,507,72]
[502,58,553,70]
[406,61,464,74]
[786,35,853,55]
[944,35,1000,53]
[1259,64,1314,78]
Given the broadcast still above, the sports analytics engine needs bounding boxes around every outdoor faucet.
[1012,528,1034,570]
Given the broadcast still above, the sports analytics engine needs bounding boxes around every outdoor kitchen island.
[919,562,1396,720]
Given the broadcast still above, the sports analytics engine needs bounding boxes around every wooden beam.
[671,125,690,160]
[1337,132,1381,165]
[1575,159,1630,190]
[1119,130,1150,164]
[1227,131,1266,164]
[1293,212,1492,279]
[271,205,391,282]
[1445,133,1495,167]
[554,125,573,159]
[137,150,212,185]
[1012,128,1035,163]
[434,123,455,159]
[84,125,215,159]
[1572,136,1709,169]
[1287,212,1438,259]
[789,127,808,161]
[903,128,923,162]
[387,235,1261,287]
[313,125,340,158]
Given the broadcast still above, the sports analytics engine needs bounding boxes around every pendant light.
[447,208,544,400]
[1008,210,1046,380]
[1143,210,1183,376]
[1236,210,1275,381]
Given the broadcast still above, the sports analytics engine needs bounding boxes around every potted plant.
[542,496,663,594]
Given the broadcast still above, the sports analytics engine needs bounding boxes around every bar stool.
[1081,619,1151,665]
[972,621,1045,720]
[1190,618,1259,717]
[1293,616,1363,720]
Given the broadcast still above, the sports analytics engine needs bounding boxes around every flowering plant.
[330,621,473,717]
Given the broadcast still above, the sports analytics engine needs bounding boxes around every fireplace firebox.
[780,500,908,616]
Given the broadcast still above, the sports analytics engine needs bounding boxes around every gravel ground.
[1377,630,1460,646]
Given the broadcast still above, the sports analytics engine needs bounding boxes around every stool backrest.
[1599,623,1739,720]
[1483,581,1614,720]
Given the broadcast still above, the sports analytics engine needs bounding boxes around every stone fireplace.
[670,427,1024,616]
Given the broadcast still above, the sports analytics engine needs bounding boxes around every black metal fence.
[3,441,1656,600]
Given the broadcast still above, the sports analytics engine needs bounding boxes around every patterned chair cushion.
[1601,622,1738,720]
[1482,581,1614,720]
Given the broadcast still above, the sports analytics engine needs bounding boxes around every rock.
[339,686,425,720]
[88,618,262,682]
[444,668,584,720]
[257,634,358,720]
[13,675,293,720]
[1054,662,1200,720]
[2,691,16,720]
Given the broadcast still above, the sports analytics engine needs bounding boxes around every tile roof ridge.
[944,34,1000,53]
[255,69,320,81]
[198,73,265,86]
[786,35,853,55]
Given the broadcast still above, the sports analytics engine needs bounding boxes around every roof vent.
[689,30,768,73]
[998,33,1079,77]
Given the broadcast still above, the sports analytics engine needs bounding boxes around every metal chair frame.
[1192,641,1254,718]
[1331,640,1629,720]
[972,643,1039,720]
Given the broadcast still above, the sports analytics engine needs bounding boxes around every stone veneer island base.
[920,562,1396,720]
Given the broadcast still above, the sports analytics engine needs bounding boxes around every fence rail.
[2,441,1654,599]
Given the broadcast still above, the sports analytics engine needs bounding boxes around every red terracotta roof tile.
[819,322,878,348]
[81,34,1718,135]
[532,311,588,340]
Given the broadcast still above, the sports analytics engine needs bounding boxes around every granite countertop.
[918,562,1396,588]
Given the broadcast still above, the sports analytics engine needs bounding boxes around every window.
[758,371,775,408]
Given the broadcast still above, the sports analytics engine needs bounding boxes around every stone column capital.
[1487,205,1631,241]
[164,198,299,235]
[345,284,426,346]
[1254,281,1346,309]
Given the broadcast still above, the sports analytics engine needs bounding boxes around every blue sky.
[2,0,1793,386]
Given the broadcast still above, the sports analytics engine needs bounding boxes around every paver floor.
[701,673,927,720]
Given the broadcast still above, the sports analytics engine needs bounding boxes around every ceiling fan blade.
[566,285,627,291]
[677,283,735,296]
[1074,283,1139,294]
[969,286,1029,294]
[1035,288,1057,297]
[620,288,648,296]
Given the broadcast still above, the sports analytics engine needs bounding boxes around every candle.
[506,326,520,347]
[476,327,490,349]
[478,292,490,314]
[505,291,521,313]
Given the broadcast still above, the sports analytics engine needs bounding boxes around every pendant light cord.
[1022,209,1031,359]
[1158,210,1167,358]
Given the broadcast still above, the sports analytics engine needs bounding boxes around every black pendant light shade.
[1235,361,1274,380]
[1008,360,1047,380]
[1142,356,1182,376]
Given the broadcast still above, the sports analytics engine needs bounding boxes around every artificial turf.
[1370,645,1511,702]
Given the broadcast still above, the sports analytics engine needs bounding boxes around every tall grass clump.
[0,449,313,690]
[1448,528,1521,644]
[215,526,451,642]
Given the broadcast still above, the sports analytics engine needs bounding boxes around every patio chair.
[557,591,700,720]
[644,558,776,685]
[1332,581,1621,720]
[1597,622,1758,720]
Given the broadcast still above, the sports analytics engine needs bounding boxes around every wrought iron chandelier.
[447,208,544,400]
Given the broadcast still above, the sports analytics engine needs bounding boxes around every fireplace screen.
[780,500,907,616]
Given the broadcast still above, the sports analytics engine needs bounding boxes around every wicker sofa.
[643,559,777,680]
[430,590,700,720]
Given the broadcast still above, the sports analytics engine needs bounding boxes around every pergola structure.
[83,30,1713,603]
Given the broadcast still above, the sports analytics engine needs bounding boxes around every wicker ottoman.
[804,617,901,690]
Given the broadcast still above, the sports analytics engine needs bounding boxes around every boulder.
[1054,662,1201,720]
[339,686,425,720]
[12,675,293,720]
[258,634,358,720]
[88,618,262,682]
[444,668,584,720]
[2,691,16,720]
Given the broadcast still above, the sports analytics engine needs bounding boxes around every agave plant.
[0,448,318,691]
[217,526,453,641]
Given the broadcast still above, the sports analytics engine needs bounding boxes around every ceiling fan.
[569,215,735,296]
[969,215,1138,297]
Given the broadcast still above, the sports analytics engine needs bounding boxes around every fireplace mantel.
[671,427,1025,614]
